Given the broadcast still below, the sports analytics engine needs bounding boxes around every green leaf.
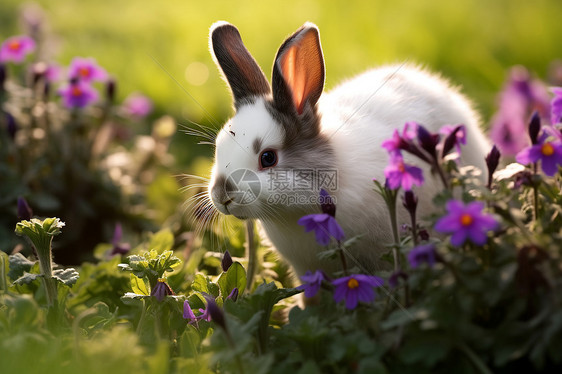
[8,253,36,281]
[218,262,246,298]
[131,273,150,295]
[148,229,174,254]
[52,268,80,286]
[191,273,219,297]
[13,272,43,285]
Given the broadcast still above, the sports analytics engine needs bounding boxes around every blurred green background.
[1,0,560,166]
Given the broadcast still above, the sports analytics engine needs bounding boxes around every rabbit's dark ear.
[272,23,325,115]
[210,22,271,108]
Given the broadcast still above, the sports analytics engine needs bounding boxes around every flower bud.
[0,64,6,91]
[5,113,17,140]
[221,250,233,272]
[417,124,440,156]
[485,145,501,189]
[528,111,541,145]
[319,189,336,217]
[402,190,418,218]
[17,197,33,221]
[105,78,116,103]
[206,298,226,330]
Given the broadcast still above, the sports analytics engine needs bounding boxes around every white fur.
[211,65,489,277]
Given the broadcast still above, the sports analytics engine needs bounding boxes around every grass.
[1,0,560,165]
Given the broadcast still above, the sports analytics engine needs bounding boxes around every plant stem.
[458,341,493,374]
[337,240,348,276]
[386,189,401,271]
[245,219,257,293]
[434,160,449,190]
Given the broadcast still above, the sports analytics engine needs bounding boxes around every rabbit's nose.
[211,174,235,206]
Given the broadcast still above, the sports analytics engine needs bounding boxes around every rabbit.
[207,21,490,277]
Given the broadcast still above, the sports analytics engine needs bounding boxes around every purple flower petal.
[0,35,35,63]
[68,57,107,82]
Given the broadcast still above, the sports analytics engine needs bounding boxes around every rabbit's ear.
[272,23,325,115]
[210,22,271,108]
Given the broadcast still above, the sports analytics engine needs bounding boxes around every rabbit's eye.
[259,149,277,169]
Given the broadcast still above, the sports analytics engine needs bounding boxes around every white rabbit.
[207,21,490,277]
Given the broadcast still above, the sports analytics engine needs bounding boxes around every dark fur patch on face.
[264,100,335,194]
[252,137,263,154]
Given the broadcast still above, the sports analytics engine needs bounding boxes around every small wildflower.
[123,93,153,118]
[183,300,198,323]
[0,35,35,63]
[332,274,384,310]
[490,66,551,155]
[59,80,99,108]
[298,190,344,245]
[298,270,328,298]
[515,132,562,176]
[298,213,345,245]
[68,57,107,82]
[384,154,424,191]
[435,200,498,246]
[150,279,174,302]
[221,250,233,272]
[408,244,437,269]
[109,223,130,256]
[17,197,33,221]
[382,122,419,156]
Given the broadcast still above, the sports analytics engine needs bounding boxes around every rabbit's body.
[208,22,489,277]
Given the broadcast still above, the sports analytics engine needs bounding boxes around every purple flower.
[408,244,437,268]
[0,35,35,63]
[298,213,345,245]
[183,300,198,322]
[381,122,418,155]
[183,299,212,325]
[123,93,153,118]
[298,270,328,298]
[551,87,562,125]
[440,124,466,157]
[435,200,498,246]
[59,80,99,108]
[68,57,107,82]
[319,188,336,217]
[17,197,33,221]
[490,66,551,156]
[332,274,384,310]
[150,279,174,302]
[384,154,424,191]
[109,223,130,256]
[515,133,562,176]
